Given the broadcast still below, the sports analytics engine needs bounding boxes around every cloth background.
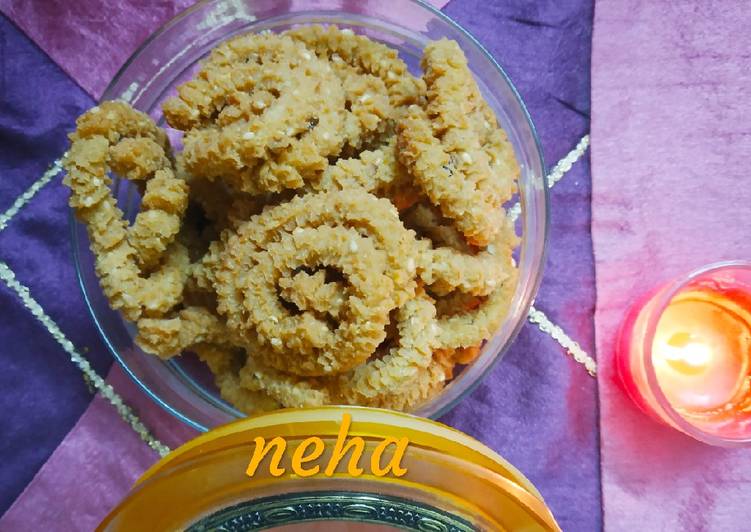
[591,1,751,530]
[9,0,729,530]
[7,1,751,530]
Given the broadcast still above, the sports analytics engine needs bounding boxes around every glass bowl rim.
[70,0,549,431]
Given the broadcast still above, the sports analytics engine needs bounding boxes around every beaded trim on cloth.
[0,135,591,456]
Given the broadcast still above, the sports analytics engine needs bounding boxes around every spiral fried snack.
[64,101,189,321]
[163,31,396,195]
[164,33,342,194]
[425,217,519,351]
[239,357,331,408]
[397,39,519,246]
[407,202,515,296]
[212,189,420,376]
[192,343,281,414]
[436,268,519,351]
[65,28,524,415]
[135,306,227,358]
[336,290,448,410]
[285,25,425,108]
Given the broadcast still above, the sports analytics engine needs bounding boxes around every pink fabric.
[0,0,195,99]
[592,1,751,530]
[0,0,449,99]
[0,366,197,530]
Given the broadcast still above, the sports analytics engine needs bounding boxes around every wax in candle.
[652,290,751,413]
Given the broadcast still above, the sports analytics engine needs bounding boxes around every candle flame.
[659,332,713,373]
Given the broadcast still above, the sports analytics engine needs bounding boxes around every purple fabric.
[0,0,195,99]
[0,1,598,529]
[0,366,199,531]
[592,1,751,530]
[441,2,599,531]
[0,15,112,515]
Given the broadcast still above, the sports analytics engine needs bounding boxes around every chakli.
[0,25,593,454]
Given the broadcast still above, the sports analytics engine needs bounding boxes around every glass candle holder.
[616,261,751,446]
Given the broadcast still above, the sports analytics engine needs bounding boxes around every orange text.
[246,413,409,478]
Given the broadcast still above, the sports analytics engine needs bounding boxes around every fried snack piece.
[239,357,331,408]
[335,62,395,151]
[285,25,425,108]
[164,33,346,195]
[336,290,446,410]
[278,270,347,320]
[163,33,312,130]
[210,189,419,376]
[192,343,281,414]
[135,306,227,358]
[209,187,418,312]
[309,136,402,193]
[64,101,189,321]
[397,39,519,246]
[218,225,394,376]
[164,31,394,195]
[307,135,419,210]
[169,30,395,152]
[436,268,518,350]
[427,215,518,352]
[414,211,518,296]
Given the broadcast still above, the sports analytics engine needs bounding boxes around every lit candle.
[652,291,750,412]
[615,261,751,446]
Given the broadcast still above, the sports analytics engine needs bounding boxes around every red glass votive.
[615,261,751,446]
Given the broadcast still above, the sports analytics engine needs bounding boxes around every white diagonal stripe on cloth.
[529,134,596,375]
[505,133,597,376]
[0,156,65,233]
[0,261,170,456]
[546,134,590,187]
[507,134,590,223]
[528,305,597,376]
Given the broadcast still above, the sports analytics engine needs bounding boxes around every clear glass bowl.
[70,0,548,431]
